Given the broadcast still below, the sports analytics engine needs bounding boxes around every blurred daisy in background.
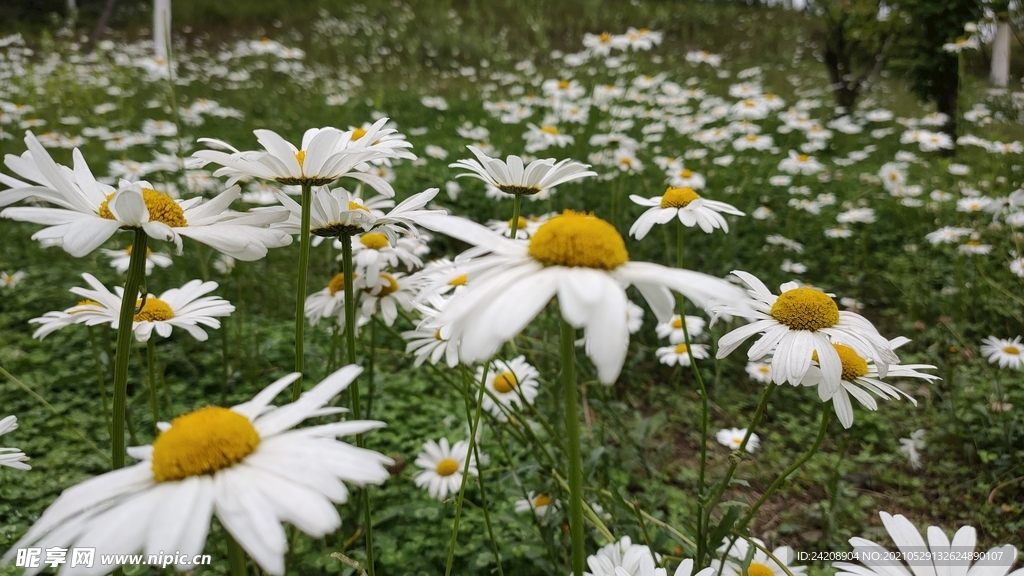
[655,314,706,343]
[899,429,926,469]
[716,428,759,453]
[477,356,541,420]
[101,246,173,275]
[980,335,1024,369]
[514,491,556,520]
[450,146,595,198]
[0,270,26,289]
[656,342,709,367]
[0,415,30,471]
[629,187,744,239]
[414,437,477,501]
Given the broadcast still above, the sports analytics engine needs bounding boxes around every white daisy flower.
[778,151,825,175]
[1,366,393,576]
[478,355,540,420]
[716,428,760,453]
[192,119,407,194]
[656,343,710,367]
[899,429,926,469]
[746,361,773,383]
[667,168,707,190]
[514,491,556,519]
[100,246,173,275]
[713,538,805,576]
[585,537,657,576]
[798,339,936,428]
[450,146,595,198]
[67,273,235,342]
[1,134,292,259]
[346,231,423,279]
[629,187,745,239]
[0,415,31,471]
[305,272,365,326]
[414,437,477,500]
[415,211,749,383]
[833,512,1020,576]
[523,123,574,153]
[359,271,415,327]
[980,335,1024,370]
[402,312,460,369]
[0,270,26,288]
[716,271,899,397]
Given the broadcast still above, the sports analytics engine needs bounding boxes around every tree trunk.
[991,19,1010,87]
[153,0,171,61]
[83,0,118,54]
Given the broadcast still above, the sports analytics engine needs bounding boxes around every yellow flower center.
[510,216,529,230]
[71,299,100,314]
[151,406,260,482]
[348,201,370,212]
[680,169,693,178]
[359,232,390,250]
[435,458,460,476]
[671,317,683,329]
[448,274,468,286]
[599,32,611,43]
[294,150,306,170]
[98,188,187,228]
[541,125,560,135]
[620,157,632,166]
[492,372,518,394]
[558,80,570,90]
[956,38,968,46]
[661,187,700,209]
[351,127,368,141]
[746,134,758,141]
[134,297,174,322]
[798,154,810,162]
[434,328,443,340]
[769,287,839,331]
[369,273,400,296]
[1004,345,1021,355]
[831,343,869,380]
[534,494,551,507]
[758,365,770,373]
[746,562,775,576]
[673,343,689,354]
[124,246,152,257]
[744,100,756,107]
[328,272,356,296]
[527,211,628,270]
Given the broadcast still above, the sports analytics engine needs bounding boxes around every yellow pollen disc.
[744,100,756,107]
[747,562,775,576]
[758,366,770,373]
[769,287,839,331]
[599,32,611,43]
[351,127,368,141]
[510,216,528,230]
[151,406,260,482]
[966,240,980,247]
[98,188,187,228]
[957,38,968,45]
[889,173,898,180]
[71,299,100,314]
[435,458,460,476]
[558,80,570,89]
[328,272,356,296]
[124,246,153,257]
[448,274,468,286]
[434,328,443,340]
[680,169,693,178]
[1004,345,1021,355]
[673,343,689,354]
[294,150,306,169]
[527,210,628,270]
[829,343,869,380]
[360,232,390,250]
[798,154,810,162]
[671,317,683,329]
[347,201,370,212]
[374,273,400,296]
[534,494,551,507]
[492,372,518,394]
[621,157,632,166]
[660,186,700,209]
[134,297,174,322]
[746,134,758,141]
[541,125,560,135]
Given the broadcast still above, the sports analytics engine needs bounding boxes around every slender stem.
[220,318,230,405]
[509,194,523,239]
[458,367,503,576]
[291,182,313,401]
[0,365,109,461]
[445,364,489,576]
[561,319,586,576]
[226,533,248,576]
[366,314,376,419]
[145,339,161,427]
[87,327,112,438]
[111,229,149,470]
[339,231,374,576]
[735,405,831,533]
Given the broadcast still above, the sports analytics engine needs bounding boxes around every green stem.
[339,231,374,576]
[458,368,503,576]
[226,533,248,576]
[0,365,109,461]
[145,339,161,427]
[87,327,112,439]
[509,194,523,239]
[735,405,831,533]
[445,364,489,576]
[292,182,313,401]
[220,318,230,405]
[561,319,586,576]
[111,229,149,470]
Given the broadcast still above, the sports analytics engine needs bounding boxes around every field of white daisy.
[0,1,1022,575]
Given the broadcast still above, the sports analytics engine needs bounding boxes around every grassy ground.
[1,1,1023,575]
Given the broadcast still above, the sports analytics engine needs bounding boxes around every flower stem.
[734,404,831,533]
[561,319,586,576]
[226,533,248,576]
[291,183,313,401]
[87,327,112,439]
[509,194,523,239]
[445,364,489,576]
[145,339,161,427]
[111,229,148,470]
[339,230,374,576]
